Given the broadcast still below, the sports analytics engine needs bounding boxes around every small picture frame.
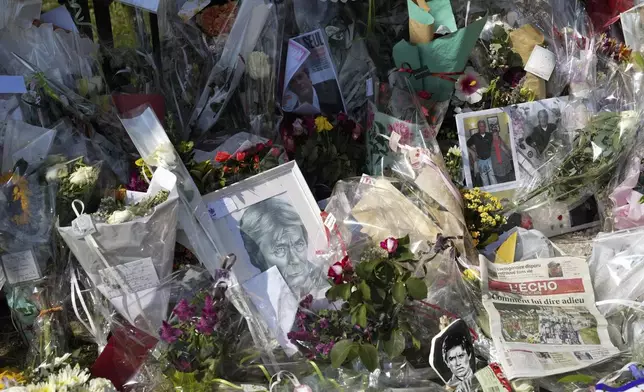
[202,161,327,298]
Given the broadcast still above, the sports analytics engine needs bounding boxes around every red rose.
[256,143,265,151]
[215,151,231,163]
[327,256,353,284]
[236,151,247,161]
[222,166,231,173]
[253,155,260,163]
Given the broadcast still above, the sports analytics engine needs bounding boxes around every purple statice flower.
[319,318,329,329]
[299,294,313,309]
[160,321,183,343]
[287,330,317,342]
[202,294,218,321]
[172,299,195,322]
[195,315,215,335]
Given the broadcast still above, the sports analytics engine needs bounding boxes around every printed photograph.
[495,304,600,345]
[547,261,563,278]
[457,110,520,192]
[430,319,476,392]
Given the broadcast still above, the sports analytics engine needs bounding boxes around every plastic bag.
[58,167,180,335]
[606,134,644,230]
[2,120,57,175]
[119,105,224,277]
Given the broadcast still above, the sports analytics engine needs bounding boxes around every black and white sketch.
[430,319,476,392]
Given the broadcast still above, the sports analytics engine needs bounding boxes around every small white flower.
[448,146,462,157]
[147,144,177,169]
[45,164,69,182]
[25,380,57,392]
[4,387,28,392]
[107,210,134,224]
[69,166,98,187]
[247,51,271,80]
[87,378,117,392]
[48,364,90,390]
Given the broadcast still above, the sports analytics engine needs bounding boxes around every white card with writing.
[2,250,40,284]
[98,257,160,299]
[525,46,556,81]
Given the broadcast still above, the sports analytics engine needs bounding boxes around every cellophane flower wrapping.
[0,169,68,366]
[605,132,644,230]
[58,167,179,335]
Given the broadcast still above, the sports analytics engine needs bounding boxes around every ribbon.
[38,306,63,318]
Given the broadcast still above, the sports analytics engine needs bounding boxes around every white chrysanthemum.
[45,164,69,182]
[247,51,271,80]
[146,144,177,169]
[47,365,90,390]
[25,380,57,392]
[447,146,462,157]
[106,210,134,225]
[3,387,28,392]
[87,378,117,392]
[69,166,98,187]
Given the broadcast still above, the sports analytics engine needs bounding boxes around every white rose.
[147,144,177,169]
[247,51,271,80]
[107,210,134,224]
[45,164,69,182]
[69,166,98,186]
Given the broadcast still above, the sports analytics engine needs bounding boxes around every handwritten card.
[2,250,40,284]
[98,258,160,299]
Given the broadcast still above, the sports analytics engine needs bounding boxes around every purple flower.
[202,294,218,320]
[315,343,326,354]
[319,318,329,329]
[287,330,317,342]
[299,295,313,309]
[195,316,215,335]
[172,299,194,322]
[322,342,333,355]
[160,321,183,343]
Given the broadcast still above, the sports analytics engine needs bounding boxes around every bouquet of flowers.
[58,168,179,334]
[289,235,428,372]
[461,188,507,248]
[280,113,365,200]
[0,352,117,391]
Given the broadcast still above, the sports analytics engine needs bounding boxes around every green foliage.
[330,339,355,368]
[358,343,379,372]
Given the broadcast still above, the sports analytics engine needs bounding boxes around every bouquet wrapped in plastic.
[58,167,179,335]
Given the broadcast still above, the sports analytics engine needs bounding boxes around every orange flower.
[215,151,231,163]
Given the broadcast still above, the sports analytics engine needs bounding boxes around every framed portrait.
[202,161,327,298]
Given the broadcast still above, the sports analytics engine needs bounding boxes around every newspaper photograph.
[480,256,620,380]
[282,29,347,116]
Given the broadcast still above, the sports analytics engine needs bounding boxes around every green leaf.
[357,304,368,327]
[412,335,421,350]
[393,281,406,304]
[330,339,356,368]
[326,283,352,301]
[358,343,380,372]
[349,290,363,307]
[397,235,410,246]
[405,278,428,300]
[557,374,596,384]
[383,329,406,358]
[359,280,371,301]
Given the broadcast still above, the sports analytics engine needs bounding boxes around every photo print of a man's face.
[430,319,476,391]
[239,197,317,295]
[289,65,315,106]
[443,332,474,385]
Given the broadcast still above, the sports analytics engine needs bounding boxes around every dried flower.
[315,116,333,132]
[454,67,488,104]
[380,237,399,254]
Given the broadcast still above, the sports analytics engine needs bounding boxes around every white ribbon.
[269,371,308,392]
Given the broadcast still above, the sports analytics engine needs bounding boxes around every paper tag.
[2,250,40,284]
[0,76,27,94]
[475,364,512,392]
[98,258,160,299]
[409,147,422,167]
[72,214,97,238]
[524,46,556,81]
[360,174,376,185]
[389,131,401,152]
[207,197,238,219]
[323,213,337,230]
[366,78,374,97]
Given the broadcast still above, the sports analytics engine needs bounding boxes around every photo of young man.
[430,319,476,392]
[467,120,498,187]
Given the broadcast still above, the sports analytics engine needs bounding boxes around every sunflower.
[0,173,31,225]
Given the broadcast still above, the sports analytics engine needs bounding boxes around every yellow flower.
[478,206,484,213]
[315,116,333,132]
[471,231,480,238]
[0,369,25,388]
[463,269,479,281]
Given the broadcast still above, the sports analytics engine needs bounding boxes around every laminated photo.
[429,319,477,392]
[282,29,347,115]
[456,97,568,193]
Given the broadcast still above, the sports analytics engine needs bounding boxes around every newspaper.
[282,29,347,115]
[480,255,620,380]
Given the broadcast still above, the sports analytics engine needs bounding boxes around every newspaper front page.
[282,29,346,115]
[480,256,619,379]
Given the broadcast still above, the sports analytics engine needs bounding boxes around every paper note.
[98,258,160,298]
[0,76,27,94]
[525,46,556,81]
[323,213,336,229]
[2,250,40,284]
[389,131,401,151]
[40,6,78,32]
[207,197,238,219]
